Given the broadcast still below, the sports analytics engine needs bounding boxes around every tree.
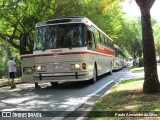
[117,18,142,61]
[135,0,160,93]
[101,0,160,93]
[0,0,83,50]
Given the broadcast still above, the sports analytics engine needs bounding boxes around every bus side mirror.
[20,33,33,55]
[20,34,27,46]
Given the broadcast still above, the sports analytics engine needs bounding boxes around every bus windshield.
[34,23,87,50]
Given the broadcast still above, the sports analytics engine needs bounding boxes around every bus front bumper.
[33,71,90,82]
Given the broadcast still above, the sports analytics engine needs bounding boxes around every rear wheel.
[108,63,112,75]
[50,82,58,87]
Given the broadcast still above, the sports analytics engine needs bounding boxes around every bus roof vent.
[46,19,71,24]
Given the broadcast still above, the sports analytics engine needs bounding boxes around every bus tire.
[50,82,58,87]
[90,65,97,84]
[35,82,41,89]
[108,63,112,75]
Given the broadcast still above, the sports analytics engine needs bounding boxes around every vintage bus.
[20,16,114,88]
[113,45,126,71]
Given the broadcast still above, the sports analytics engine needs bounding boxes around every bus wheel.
[90,65,97,84]
[50,82,58,87]
[35,82,41,89]
[108,63,112,75]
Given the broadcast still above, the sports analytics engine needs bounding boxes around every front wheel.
[90,65,97,84]
[35,82,41,89]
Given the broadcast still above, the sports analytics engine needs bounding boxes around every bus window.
[92,33,96,50]
[94,30,100,42]
[87,30,96,50]
[103,35,105,44]
[99,32,102,43]
[109,40,111,47]
[106,38,109,46]
[34,23,87,50]
[115,48,118,57]
[111,41,113,48]
[82,24,88,46]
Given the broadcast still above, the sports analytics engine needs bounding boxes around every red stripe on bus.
[96,44,114,56]
[20,50,114,59]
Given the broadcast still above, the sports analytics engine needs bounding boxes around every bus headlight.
[23,67,33,74]
[70,64,80,69]
[35,65,46,72]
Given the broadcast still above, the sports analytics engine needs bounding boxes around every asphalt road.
[0,68,144,120]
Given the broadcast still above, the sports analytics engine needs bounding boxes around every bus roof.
[35,16,113,42]
[36,16,88,27]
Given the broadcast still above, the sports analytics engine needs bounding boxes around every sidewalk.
[0,77,21,82]
[0,78,22,87]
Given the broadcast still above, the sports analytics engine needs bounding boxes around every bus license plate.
[53,65,63,70]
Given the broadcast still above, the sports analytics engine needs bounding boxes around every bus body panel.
[21,47,114,83]
[21,57,34,82]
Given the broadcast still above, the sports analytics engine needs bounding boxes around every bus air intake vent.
[46,19,71,24]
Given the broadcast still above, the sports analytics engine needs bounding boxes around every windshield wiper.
[42,35,56,51]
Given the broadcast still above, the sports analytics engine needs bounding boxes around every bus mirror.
[20,33,33,55]
[20,34,28,46]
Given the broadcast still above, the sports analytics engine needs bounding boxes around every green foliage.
[0,40,20,78]
[100,0,123,13]
[117,17,142,59]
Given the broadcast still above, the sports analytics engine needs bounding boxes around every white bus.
[20,16,114,88]
[113,45,126,71]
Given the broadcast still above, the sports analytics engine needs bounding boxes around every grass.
[130,64,160,80]
[130,63,160,73]
[129,66,144,73]
[86,78,160,120]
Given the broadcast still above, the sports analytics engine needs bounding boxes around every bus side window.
[87,30,95,50]
[99,32,102,43]
[92,33,96,50]
[111,41,114,48]
[103,35,105,44]
[109,40,111,47]
[106,38,109,46]
[95,30,99,42]
[88,31,92,48]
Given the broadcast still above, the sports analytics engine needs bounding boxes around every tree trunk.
[141,12,160,93]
